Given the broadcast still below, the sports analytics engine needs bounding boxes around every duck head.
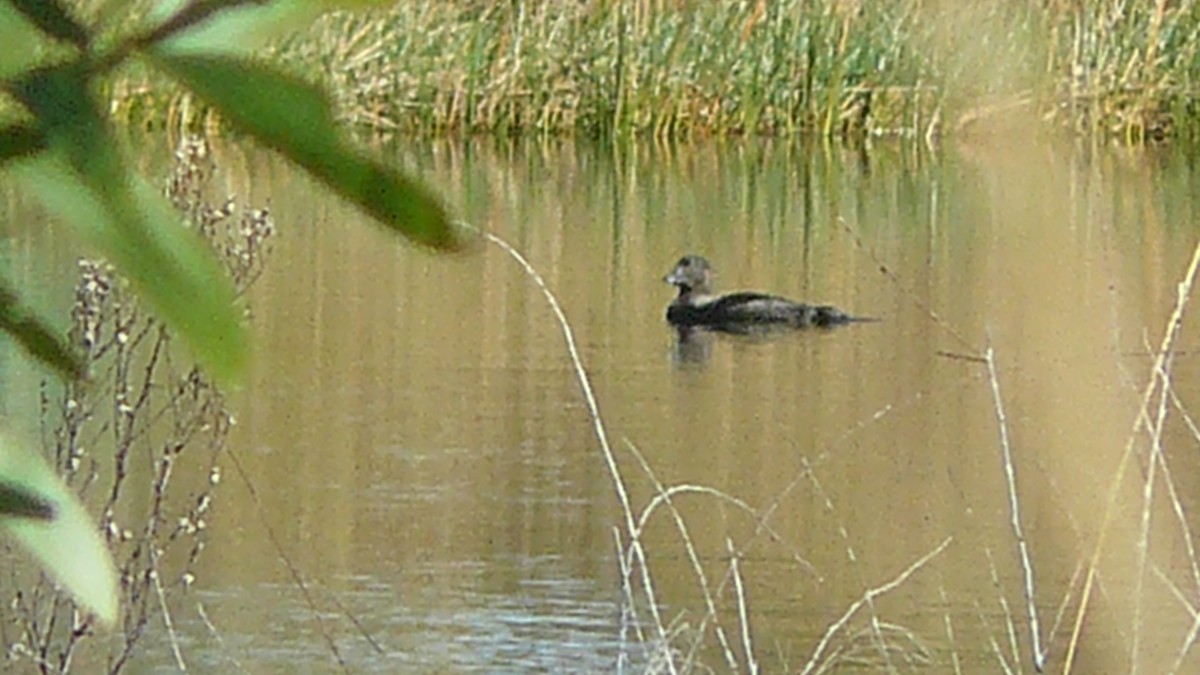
[664,254,714,296]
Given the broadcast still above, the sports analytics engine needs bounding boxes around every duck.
[663,254,867,330]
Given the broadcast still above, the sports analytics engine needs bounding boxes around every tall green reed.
[102,0,1200,141]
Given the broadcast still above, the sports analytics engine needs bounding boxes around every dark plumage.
[663,254,867,330]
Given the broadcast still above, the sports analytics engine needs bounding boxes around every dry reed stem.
[1162,382,1200,591]
[1155,565,1200,674]
[635,480,819,579]
[1155,566,1197,619]
[223,449,355,674]
[1131,348,1175,671]
[984,545,1023,671]
[619,440,739,672]
[727,537,759,675]
[839,216,974,351]
[973,594,1017,675]
[151,548,186,670]
[1143,358,1200,671]
[1147,343,1200,596]
[623,434,836,672]
[985,345,1046,671]
[612,528,645,674]
[798,536,952,675]
[938,583,964,675]
[195,602,248,673]
[1063,237,1200,673]
[1048,559,1086,652]
[799,456,898,672]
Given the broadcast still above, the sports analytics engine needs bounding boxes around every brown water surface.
[9,136,1200,673]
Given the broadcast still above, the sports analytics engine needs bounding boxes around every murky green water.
[5,135,1200,673]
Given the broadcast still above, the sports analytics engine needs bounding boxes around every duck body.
[664,254,862,330]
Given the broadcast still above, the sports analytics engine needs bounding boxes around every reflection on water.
[670,326,713,366]
[190,561,645,674]
[6,136,1200,673]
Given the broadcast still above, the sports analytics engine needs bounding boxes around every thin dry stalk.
[1064,237,1200,673]
[799,457,898,672]
[634,478,819,580]
[839,216,974,352]
[727,537,759,675]
[1151,355,1200,595]
[151,550,186,671]
[984,546,1023,671]
[1048,559,1086,651]
[798,537,952,675]
[1155,565,1200,674]
[984,345,1046,671]
[972,595,1017,675]
[623,438,825,672]
[221,447,353,674]
[1130,346,1176,672]
[812,621,931,674]
[613,528,643,674]
[620,442,738,672]
[938,583,964,675]
[194,602,248,674]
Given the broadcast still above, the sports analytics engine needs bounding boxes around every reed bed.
[231,0,1200,141]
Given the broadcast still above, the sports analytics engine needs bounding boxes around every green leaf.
[10,63,120,181]
[8,63,248,383]
[0,277,84,379]
[0,124,46,165]
[156,2,324,55]
[6,0,89,49]
[0,434,117,624]
[0,5,52,79]
[0,478,55,520]
[151,52,462,250]
[155,0,393,55]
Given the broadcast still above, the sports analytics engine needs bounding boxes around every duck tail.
[810,306,880,327]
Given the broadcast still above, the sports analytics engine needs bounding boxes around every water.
[5,135,1200,673]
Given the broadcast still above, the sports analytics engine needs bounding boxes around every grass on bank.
[249,0,1200,142]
